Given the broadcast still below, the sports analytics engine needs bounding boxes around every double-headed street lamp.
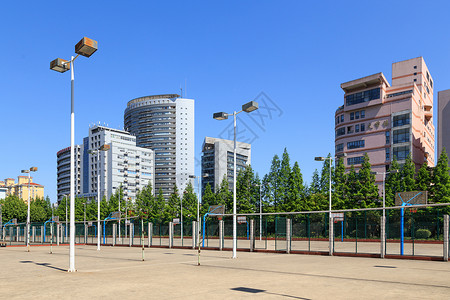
[88,144,110,251]
[213,100,259,259]
[21,166,37,252]
[50,37,98,272]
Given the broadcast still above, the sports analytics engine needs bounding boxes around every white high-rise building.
[124,94,194,198]
[87,125,155,201]
[56,145,82,203]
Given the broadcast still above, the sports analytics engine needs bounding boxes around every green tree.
[333,157,347,209]
[345,165,360,209]
[30,197,48,222]
[1,195,27,222]
[135,182,154,217]
[201,183,216,216]
[266,154,282,211]
[182,181,197,221]
[415,163,431,192]
[400,153,416,192]
[216,176,232,213]
[166,184,180,220]
[150,189,166,222]
[432,149,450,203]
[320,154,334,195]
[354,153,379,208]
[236,165,257,214]
[278,148,291,210]
[385,158,402,207]
[286,161,305,212]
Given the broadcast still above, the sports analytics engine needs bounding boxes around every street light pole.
[96,151,100,251]
[50,37,98,272]
[22,167,37,252]
[259,184,262,241]
[213,101,259,259]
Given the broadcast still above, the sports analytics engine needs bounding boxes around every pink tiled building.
[335,57,435,185]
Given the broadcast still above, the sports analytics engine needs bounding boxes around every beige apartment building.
[0,176,44,200]
[335,57,435,185]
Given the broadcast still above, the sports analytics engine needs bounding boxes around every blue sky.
[1,0,449,203]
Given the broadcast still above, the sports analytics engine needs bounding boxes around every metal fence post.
[32,226,35,243]
[129,223,134,247]
[250,219,255,252]
[148,222,153,247]
[16,226,19,242]
[192,221,196,249]
[219,220,224,251]
[169,222,173,248]
[381,216,385,258]
[56,224,60,246]
[329,217,334,256]
[444,215,449,262]
[112,223,116,246]
[40,226,43,244]
[286,219,291,254]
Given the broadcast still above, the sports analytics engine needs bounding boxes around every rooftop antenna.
[180,86,183,98]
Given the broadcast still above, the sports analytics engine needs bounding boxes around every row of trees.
[1,148,449,223]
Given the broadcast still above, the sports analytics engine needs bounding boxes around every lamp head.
[242,101,259,113]
[314,157,325,161]
[75,37,98,58]
[213,112,228,120]
[50,58,70,73]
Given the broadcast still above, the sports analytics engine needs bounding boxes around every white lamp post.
[21,166,37,252]
[213,101,259,259]
[50,37,98,272]
[189,173,209,246]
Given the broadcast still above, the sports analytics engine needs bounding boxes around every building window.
[340,115,344,123]
[336,143,343,152]
[346,88,380,106]
[361,123,365,132]
[347,126,353,134]
[414,72,417,76]
[336,117,339,125]
[393,114,410,127]
[355,124,360,132]
[350,112,354,120]
[347,140,365,149]
[347,156,364,165]
[355,111,360,119]
[386,147,390,161]
[336,128,345,137]
[393,128,410,144]
[414,79,417,82]
[385,131,390,144]
[361,110,365,118]
[414,65,417,69]
[393,146,410,161]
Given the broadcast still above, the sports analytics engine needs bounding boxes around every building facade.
[438,89,450,162]
[56,145,82,202]
[124,94,194,198]
[201,137,251,193]
[86,125,155,201]
[335,57,435,184]
[0,176,44,200]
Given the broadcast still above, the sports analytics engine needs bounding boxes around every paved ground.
[1,245,450,299]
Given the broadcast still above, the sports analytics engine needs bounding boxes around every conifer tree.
[216,176,232,213]
[385,157,401,206]
[166,184,180,220]
[415,163,431,192]
[267,154,282,211]
[201,183,216,215]
[400,153,416,192]
[236,166,257,213]
[320,154,334,195]
[286,161,305,212]
[354,153,379,208]
[345,165,360,209]
[279,148,292,209]
[182,181,197,221]
[432,148,450,203]
[333,157,347,209]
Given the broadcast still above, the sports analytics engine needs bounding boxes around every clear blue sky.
[1,0,449,203]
